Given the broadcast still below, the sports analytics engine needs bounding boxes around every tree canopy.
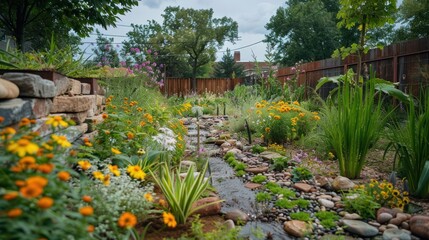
[395,0,429,41]
[213,49,244,78]
[265,0,359,66]
[0,0,138,50]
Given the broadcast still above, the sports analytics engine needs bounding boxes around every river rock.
[245,166,269,174]
[192,196,222,216]
[318,198,335,208]
[378,213,394,224]
[244,182,262,190]
[389,213,410,226]
[284,220,312,238]
[377,207,399,218]
[382,228,411,240]
[409,215,429,239]
[332,176,355,191]
[260,151,283,162]
[2,73,56,98]
[343,213,362,220]
[223,219,235,230]
[341,219,379,237]
[293,182,313,192]
[0,78,19,99]
[224,209,249,224]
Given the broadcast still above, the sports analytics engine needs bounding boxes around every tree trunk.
[14,3,26,51]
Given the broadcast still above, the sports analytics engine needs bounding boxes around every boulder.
[0,98,52,127]
[224,209,249,224]
[377,212,393,224]
[2,73,55,98]
[382,228,411,240]
[260,151,283,162]
[332,176,355,191]
[341,219,379,237]
[0,78,19,99]
[283,220,312,238]
[293,182,313,193]
[192,196,222,217]
[409,215,429,239]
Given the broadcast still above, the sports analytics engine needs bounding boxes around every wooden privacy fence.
[161,77,242,96]
[276,37,429,98]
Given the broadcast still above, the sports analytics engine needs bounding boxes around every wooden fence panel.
[162,78,242,96]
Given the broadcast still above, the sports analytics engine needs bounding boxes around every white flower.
[152,127,177,151]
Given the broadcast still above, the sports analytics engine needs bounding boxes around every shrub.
[223,152,235,160]
[255,192,272,202]
[291,166,313,182]
[251,144,266,154]
[343,189,381,219]
[290,212,311,221]
[252,175,267,184]
[272,157,290,171]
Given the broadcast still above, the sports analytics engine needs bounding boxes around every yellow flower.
[144,113,153,123]
[108,165,121,176]
[127,165,146,180]
[298,112,305,118]
[163,212,177,228]
[265,127,270,133]
[93,171,104,180]
[392,189,400,197]
[51,134,71,148]
[37,197,54,209]
[313,115,321,121]
[7,138,40,157]
[328,152,335,159]
[103,174,111,186]
[19,118,32,127]
[111,147,121,155]
[137,148,146,155]
[45,116,69,128]
[78,160,91,171]
[144,193,154,202]
[274,115,281,120]
[292,101,300,106]
[118,212,137,229]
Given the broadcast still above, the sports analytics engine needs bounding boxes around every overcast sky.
[81,0,282,62]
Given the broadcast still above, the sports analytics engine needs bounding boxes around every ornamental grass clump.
[320,76,385,179]
[0,116,93,239]
[150,162,216,224]
[385,92,429,198]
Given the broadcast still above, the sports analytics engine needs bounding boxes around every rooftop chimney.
[234,51,241,62]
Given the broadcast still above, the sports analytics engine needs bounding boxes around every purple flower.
[147,49,152,54]
[152,62,157,67]
[120,61,126,67]
[159,64,164,68]
[134,48,140,53]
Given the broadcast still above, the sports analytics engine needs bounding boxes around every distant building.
[233,51,277,85]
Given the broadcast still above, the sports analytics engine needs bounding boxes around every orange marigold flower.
[15,180,26,187]
[79,206,94,216]
[3,191,19,201]
[87,225,95,233]
[38,163,55,174]
[45,153,55,159]
[118,212,137,229]
[102,113,108,119]
[19,118,32,127]
[37,197,54,209]
[158,199,167,208]
[20,185,43,199]
[19,156,36,165]
[26,176,48,188]
[82,195,92,203]
[127,132,134,140]
[7,208,22,218]
[139,121,146,127]
[57,171,71,181]
[0,116,4,123]
[163,212,177,228]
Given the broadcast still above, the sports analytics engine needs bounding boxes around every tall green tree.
[336,0,397,80]
[213,49,244,78]
[265,0,353,66]
[0,0,138,51]
[395,0,429,41]
[160,7,239,91]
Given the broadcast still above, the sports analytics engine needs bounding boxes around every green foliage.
[395,0,429,41]
[272,157,290,171]
[343,189,381,219]
[265,0,345,66]
[275,199,295,209]
[252,175,267,184]
[295,199,310,209]
[213,49,244,78]
[223,152,235,160]
[292,167,313,182]
[226,156,236,164]
[251,145,266,154]
[150,162,214,224]
[234,162,247,171]
[356,180,410,209]
[92,30,120,67]
[290,212,311,221]
[181,216,243,240]
[386,92,429,198]
[320,74,385,178]
[315,211,339,229]
[255,192,272,202]
[0,0,138,50]
[235,170,246,177]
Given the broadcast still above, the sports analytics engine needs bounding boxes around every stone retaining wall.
[0,72,105,144]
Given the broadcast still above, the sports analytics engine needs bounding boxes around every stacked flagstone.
[0,72,105,144]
